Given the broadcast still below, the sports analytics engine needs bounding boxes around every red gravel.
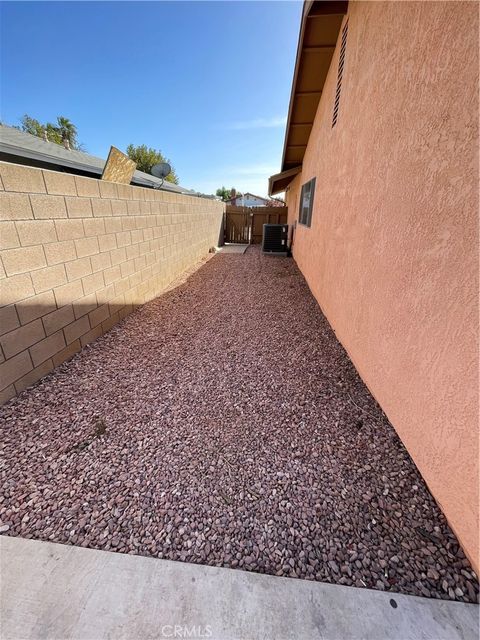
[0,247,478,603]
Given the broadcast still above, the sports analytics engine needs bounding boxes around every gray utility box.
[262,224,289,256]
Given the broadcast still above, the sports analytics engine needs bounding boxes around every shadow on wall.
[217,215,225,247]
[0,254,217,405]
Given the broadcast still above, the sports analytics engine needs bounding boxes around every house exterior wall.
[231,195,269,207]
[287,1,478,569]
[0,162,224,404]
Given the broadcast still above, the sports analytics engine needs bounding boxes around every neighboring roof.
[268,0,348,194]
[0,125,191,194]
[226,192,270,203]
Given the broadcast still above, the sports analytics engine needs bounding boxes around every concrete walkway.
[1,537,477,640]
[216,243,249,253]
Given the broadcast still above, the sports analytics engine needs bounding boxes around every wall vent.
[332,20,349,128]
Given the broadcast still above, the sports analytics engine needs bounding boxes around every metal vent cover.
[332,20,349,128]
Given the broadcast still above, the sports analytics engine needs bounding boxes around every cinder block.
[16,290,57,325]
[134,255,146,272]
[63,315,90,344]
[88,303,110,328]
[145,251,156,266]
[0,221,20,249]
[83,218,105,237]
[110,292,125,309]
[120,259,135,278]
[82,271,104,296]
[53,280,84,307]
[110,200,128,216]
[121,217,136,232]
[110,247,126,266]
[75,236,100,258]
[129,271,142,289]
[16,220,56,247]
[105,218,122,234]
[2,245,46,276]
[55,219,85,241]
[30,194,67,219]
[30,330,66,367]
[123,287,136,305]
[0,384,16,404]
[116,184,133,200]
[92,199,112,217]
[126,243,140,259]
[114,277,130,295]
[127,200,140,215]
[116,231,131,248]
[140,201,151,214]
[98,181,118,199]
[136,215,148,229]
[119,303,133,320]
[75,176,100,198]
[44,240,76,265]
[14,358,53,394]
[65,256,92,281]
[80,325,102,348]
[0,193,33,221]
[65,196,93,218]
[31,264,67,293]
[0,350,32,389]
[73,293,97,319]
[90,252,111,273]
[42,304,75,336]
[102,311,119,333]
[0,305,20,336]
[0,273,35,305]
[43,171,77,196]
[0,318,45,359]
[98,233,117,253]
[103,264,122,284]
[0,163,45,193]
[52,339,81,367]
[96,283,116,304]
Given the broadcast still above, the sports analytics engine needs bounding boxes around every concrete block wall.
[0,161,224,403]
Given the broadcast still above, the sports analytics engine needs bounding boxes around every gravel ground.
[0,247,478,603]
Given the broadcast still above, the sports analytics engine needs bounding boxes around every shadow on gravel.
[0,247,478,605]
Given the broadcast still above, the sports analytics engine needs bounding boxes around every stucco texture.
[287,1,479,569]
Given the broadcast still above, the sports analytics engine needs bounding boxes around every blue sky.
[1,1,301,195]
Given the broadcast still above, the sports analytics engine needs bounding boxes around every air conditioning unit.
[262,224,289,256]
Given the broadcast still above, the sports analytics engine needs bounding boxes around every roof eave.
[280,0,348,172]
[268,166,302,196]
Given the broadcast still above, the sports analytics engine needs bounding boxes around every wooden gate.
[225,206,288,245]
[225,206,250,243]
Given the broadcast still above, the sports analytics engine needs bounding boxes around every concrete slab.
[1,537,478,640]
[217,244,249,254]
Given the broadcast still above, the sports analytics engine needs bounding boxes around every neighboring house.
[0,125,191,194]
[226,190,278,207]
[269,1,478,571]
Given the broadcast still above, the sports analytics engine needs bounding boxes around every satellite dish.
[151,162,171,179]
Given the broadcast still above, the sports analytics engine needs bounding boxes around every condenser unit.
[262,224,289,256]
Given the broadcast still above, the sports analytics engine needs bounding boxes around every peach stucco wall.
[287,1,479,569]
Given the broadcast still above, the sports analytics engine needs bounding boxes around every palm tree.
[56,117,78,149]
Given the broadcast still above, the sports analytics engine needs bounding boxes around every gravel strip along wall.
[0,248,478,603]
[0,161,224,402]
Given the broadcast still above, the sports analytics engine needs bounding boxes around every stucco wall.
[287,1,478,569]
[0,162,224,403]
